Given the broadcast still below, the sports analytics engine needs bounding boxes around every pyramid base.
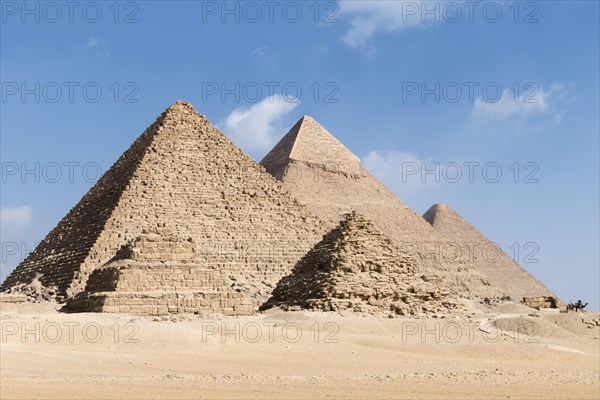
[0,293,28,303]
[270,297,462,317]
[67,290,256,316]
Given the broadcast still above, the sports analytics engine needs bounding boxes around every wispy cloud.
[338,0,434,52]
[251,46,277,68]
[471,82,576,127]
[218,95,299,155]
[1,206,32,232]
[362,150,434,189]
[87,36,110,58]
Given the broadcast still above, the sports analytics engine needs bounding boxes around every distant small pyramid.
[265,212,462,316]
[2,101,325,313]
[423,204,558,302]
[260,117,500,298]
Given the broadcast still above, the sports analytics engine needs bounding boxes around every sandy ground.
[1,301,599,399]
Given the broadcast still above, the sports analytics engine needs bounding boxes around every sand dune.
[1,302,598,399]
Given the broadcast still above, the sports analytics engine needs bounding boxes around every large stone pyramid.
[260,116,502,298]
[265,212,461,316]
[1,101,325,311]
[423,204,558,302]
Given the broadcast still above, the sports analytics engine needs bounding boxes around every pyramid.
[1,101,326,313]
[423,204,558,302]
[260,116,502,298]
[264,212,462,316]
[67,226,253,315]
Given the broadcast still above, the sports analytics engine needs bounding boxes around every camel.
[566,300,588,312]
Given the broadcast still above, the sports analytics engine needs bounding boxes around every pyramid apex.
[423,203,454,225]
[163,100,199,116]
[260,115,363,176]
[426,203,453,213]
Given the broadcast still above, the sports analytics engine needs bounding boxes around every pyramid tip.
[165,100,197,114]
[261,112,363,177]
[293,115,315,126]
[159,101,206,123]
[424,203,454,224]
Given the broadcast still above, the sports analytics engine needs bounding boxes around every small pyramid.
[260,117,501,298]
[67,226,249,315]
[423,204,558,302]
[264,212,462,316]
[1,101,325,313]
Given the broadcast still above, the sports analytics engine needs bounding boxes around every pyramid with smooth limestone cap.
[260,116,502,298]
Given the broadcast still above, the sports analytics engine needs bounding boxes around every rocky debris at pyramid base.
[1,273,59,303]
[67,226,256,316]
[263,212,463,317]
[521,296,559,310]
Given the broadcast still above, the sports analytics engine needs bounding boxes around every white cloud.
[218,95,299,154]
[87,36,110,58]
[472,82,576,123]
[1,206,32,232]
[87,37,100,47]
[362,150,434,188]
[251,46,276,67]
[338,0,436,52]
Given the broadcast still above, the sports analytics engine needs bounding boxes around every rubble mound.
[264,212,462,316]
[1,274,58,303]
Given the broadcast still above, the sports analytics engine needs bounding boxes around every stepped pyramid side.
[423,204,558,302]
[260,117,503,298]
[1,108,160,296]
[67,226,254,315]
[265,212,462,316]
[2,101,326,306]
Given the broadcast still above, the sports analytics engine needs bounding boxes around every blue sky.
[1,1,598,310]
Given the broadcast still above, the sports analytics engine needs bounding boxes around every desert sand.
[1,301,598,399]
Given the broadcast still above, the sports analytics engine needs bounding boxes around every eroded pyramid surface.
[2,101,325,307]
[265,212,462,316]
[67,225,253,315]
